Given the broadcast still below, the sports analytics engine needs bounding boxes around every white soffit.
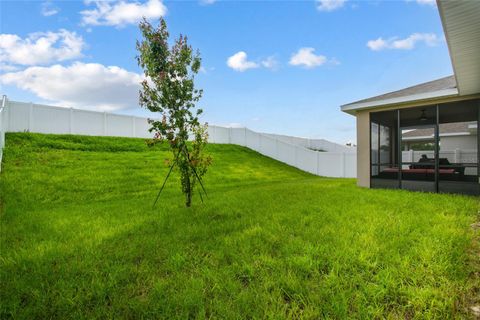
[438,0,480,95]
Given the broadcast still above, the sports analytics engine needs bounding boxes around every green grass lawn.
[1,132,479,319]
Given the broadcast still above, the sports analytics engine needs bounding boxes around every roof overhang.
[340,0,480,116]
[438,0,480,96]
[340,88,458,115]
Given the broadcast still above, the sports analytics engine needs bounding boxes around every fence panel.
[106,114,133,137]
[259,134,277,158]
[212,126,230,144]
[1,99,358,178]
[245,129,260,152]
[401,150,477,164]
[134,117,152,138]
[31,104,70,134]
[276,140,296,166]
[230,127,246,146]
[265,132,355,153]
[344,153,357,178]
[7,101,30,132]
[0,106,4,151]
[459,150,477,163]
[317,152,344,177]
[72,109,104,136]
[296,147,318,174]
[310,139,331,152]
[0,96,6,169]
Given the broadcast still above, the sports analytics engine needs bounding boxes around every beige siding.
[356,110,370,187]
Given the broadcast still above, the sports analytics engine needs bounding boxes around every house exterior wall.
[441,135,477,151]
[356,110,370,187]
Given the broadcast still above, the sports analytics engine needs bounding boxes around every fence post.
[3,97,9,132]
[103,112,107,136]
[316,152,321,176]
[131,116,136,138]
[29,102,34,132]
[454,148,460,163]
[275,138,279,160]
[244,127,247,146]
[7,99,12,132]
[341,152,346,177]
[294,145,298,167]
[69,108,73,134]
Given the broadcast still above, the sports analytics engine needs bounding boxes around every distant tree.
[137,18,211,208]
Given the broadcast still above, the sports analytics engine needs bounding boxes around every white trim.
[468,123,477,130]
[403,135,434,141]
[440,132,473,137]
[341,88,459,114]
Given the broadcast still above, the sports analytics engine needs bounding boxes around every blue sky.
[0,0,453,144]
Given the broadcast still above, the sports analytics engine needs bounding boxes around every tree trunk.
[185,175,192,207]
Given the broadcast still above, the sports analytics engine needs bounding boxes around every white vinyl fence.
[0,96,7,170]
[401,150,477,165]
[207,126,356,177]
[262,132,355,153]
[0,97,357,178]
[4,99,153,139]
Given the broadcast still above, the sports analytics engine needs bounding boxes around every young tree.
[137,18,211,208]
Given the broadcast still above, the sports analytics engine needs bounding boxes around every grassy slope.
[0,132,479,319]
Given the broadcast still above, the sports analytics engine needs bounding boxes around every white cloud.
[316,0,346,11]
[227,51,259,72]
[0,62,143,111]
[41,1,60,16]
[81,0,167,27]
[0,63,19,72]
[289,47,327,68]
[410,0,436,6]
[328,57,341,66]
[0,30,85,67]
[261,56,278,70]
[366,38,387,51]
[200,0,216,4]
[367,33,439,51]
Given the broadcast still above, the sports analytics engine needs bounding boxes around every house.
[340,0,480,196]
[402,120,477,151]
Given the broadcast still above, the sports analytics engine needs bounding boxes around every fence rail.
[0,98,357,178]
